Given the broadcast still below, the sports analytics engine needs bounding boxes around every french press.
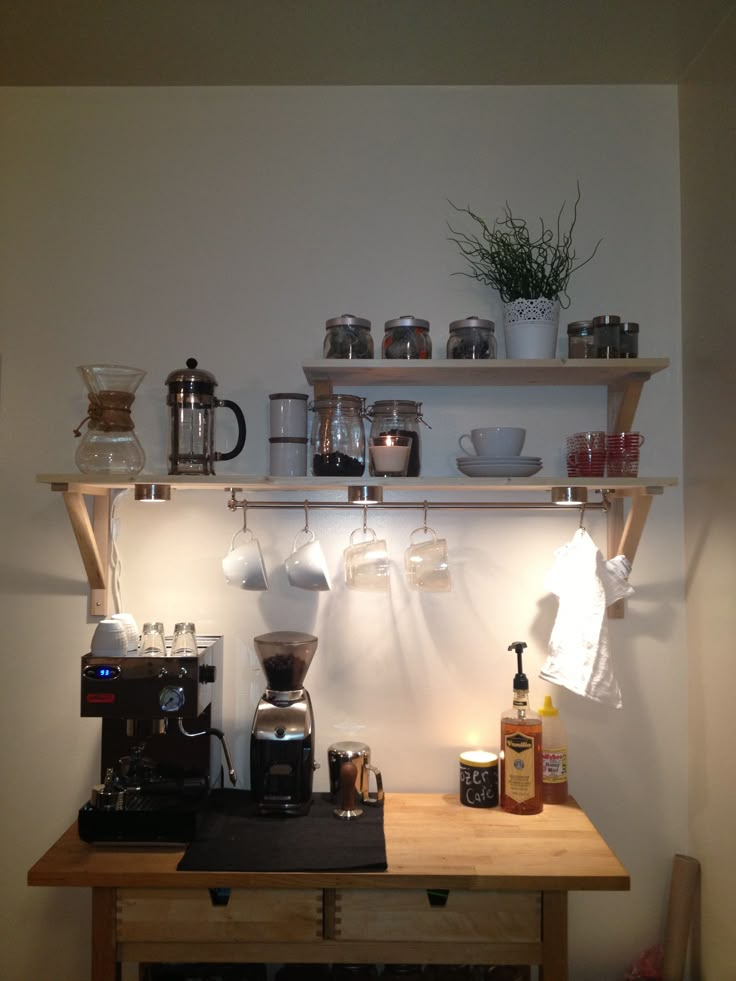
[166,358,246,475]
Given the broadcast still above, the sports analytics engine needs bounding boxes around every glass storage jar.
[446,317,497,359]
[619,321,639,358]
[310,394,366,476]
[367,399,426,476]
[567,320,595,358]
[593,314,622,358]
[323,314,374,359]
[382,315,432,359]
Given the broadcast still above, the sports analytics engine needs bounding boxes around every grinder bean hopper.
[250,631,319,816]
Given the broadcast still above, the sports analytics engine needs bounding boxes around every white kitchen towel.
[540,528,634,708]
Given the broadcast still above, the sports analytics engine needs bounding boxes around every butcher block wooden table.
[28,793,629,981]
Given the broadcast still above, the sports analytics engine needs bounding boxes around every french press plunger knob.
[166,358,247,475]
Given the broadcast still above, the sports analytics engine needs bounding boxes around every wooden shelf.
[39,359,673,618]
[38,473,676,495]
[302,357,669,387]
[303,357,669,434]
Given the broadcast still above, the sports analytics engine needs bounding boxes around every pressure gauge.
[159,686,185,713]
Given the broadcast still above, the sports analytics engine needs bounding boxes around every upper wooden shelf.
[302,358,670,388]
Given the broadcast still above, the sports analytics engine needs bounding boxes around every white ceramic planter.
[503,297,560,359]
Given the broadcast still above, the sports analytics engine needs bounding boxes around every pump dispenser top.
[509,640,529,692]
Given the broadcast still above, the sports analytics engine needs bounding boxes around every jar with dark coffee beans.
[619,321,639,358]
[323,314,374,359]
[367,399,427,477]
[382,316,432,359]
[567,320,595,358]
[592,314,622,358]
[310,394,366,477]
[446,317,497,360]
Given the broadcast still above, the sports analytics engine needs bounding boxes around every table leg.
[540,890,568,981]
[91,887,119,981]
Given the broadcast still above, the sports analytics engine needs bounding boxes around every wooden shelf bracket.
[55,483,112,617]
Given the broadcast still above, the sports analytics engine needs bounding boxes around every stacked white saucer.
[455,426,542,478]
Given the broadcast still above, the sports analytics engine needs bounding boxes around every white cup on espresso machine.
[328,741,384,806]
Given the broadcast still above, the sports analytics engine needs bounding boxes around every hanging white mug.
[285,528,331,591]
[222,528,269,591]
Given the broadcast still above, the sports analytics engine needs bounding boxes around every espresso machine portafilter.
[250,631,319,816]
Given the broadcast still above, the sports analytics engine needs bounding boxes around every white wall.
[0,86,684,980]
[680,10,736,978]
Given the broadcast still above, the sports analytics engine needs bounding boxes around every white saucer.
[457,455,542,465]
[457,460,543,477]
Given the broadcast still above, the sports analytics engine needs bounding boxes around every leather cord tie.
[73,391,135,436]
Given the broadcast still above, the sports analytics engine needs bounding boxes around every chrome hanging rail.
[226,489,609,515]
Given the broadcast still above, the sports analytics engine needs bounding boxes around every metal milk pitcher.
[166,358,246,475]
[328,741,384,806]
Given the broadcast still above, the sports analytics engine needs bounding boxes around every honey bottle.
[500,640,543,815]
[538,693,569,804]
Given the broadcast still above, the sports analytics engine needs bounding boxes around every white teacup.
[111,612,140,652]
[222,530,269,591]
[285,528,331,591]
[458,426,526,457]
[404,527,451,592]
[344,528,390,592]
[90,618,129,656]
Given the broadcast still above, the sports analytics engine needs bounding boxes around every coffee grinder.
[250,631,318,816]
[78,635,237,843]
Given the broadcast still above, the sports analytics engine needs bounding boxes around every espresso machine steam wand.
[178,718,237,786]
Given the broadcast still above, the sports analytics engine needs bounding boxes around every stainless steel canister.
[327,741,384,805]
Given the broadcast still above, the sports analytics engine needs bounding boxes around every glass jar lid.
[325,314,371,330]
[449,316,495,332]
[620,321,640,333]
[384,315,430,331]
[567,320,594,335]
[311,393,365,412]
[368,398,423,416]
[592,314,621,326]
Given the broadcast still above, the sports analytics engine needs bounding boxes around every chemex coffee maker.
[250,631,319,816]
[78,635,236,844]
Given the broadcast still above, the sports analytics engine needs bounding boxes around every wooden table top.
[28,793,629,892]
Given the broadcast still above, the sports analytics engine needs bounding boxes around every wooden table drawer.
[117,888,323,943]
[333,889,541,944]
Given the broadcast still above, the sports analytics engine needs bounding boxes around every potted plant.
[448,185,600,358]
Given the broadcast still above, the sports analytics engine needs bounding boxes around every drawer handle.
[426,889,450,908]
[208,887,231,907]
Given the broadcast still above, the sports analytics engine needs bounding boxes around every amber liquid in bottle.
[500,690,544,815]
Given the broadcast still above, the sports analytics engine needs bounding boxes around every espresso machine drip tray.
[78,791,207,845]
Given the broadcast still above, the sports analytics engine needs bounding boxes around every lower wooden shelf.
[36,473,677,617]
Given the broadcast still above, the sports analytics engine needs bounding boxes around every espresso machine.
[78,635,236,843]
[250,631,318,816]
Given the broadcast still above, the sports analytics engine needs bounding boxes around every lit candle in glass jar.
[369,434,411,476]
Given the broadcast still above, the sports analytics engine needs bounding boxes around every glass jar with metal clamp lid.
[366,399,428,477]
[310,394,367,476]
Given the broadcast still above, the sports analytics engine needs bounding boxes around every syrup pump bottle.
[500,641,543,815]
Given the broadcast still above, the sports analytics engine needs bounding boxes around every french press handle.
[215,399,247,462]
